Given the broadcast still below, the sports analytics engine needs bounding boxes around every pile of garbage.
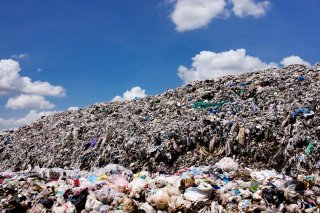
[1,64,320,176]
[1,158,320,212]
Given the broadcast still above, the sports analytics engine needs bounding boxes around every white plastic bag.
[184,183,212,202]
[214,157,239,172]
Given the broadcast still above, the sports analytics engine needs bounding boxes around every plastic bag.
[128,177,148,198]
[39,198,54,209]
[121,197,137,213]
[147,189,170,210]
[214,157,239,172]
[183,183,212,202]
[238,199,252,211]
[262,189,285,205]
[138,202,156,213]
[103,164,133,176]
[111,175,129,193]
[85,192,103,212]
[95,187,123,204]
[70,188,88,211]
[283,180,305,201]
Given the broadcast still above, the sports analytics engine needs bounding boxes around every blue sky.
[0,0,319,129]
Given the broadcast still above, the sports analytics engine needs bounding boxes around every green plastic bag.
[192,101,213,109]
[305,143,314,155]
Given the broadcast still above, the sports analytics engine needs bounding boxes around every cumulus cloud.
[178,49,277,83]
[280,55,311,67]
[11,53,29,59]
[169,0,270,31]
[231,0,270,17]
[112,86,147,102]
[170,0,227,32]
[5,95,55,110]
[0,59,65,96]
[0,110,57,130]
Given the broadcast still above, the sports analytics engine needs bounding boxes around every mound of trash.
[1,64,320,177]
[1,158,320,212]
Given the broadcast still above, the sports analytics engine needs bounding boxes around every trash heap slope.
[1,64,320,175]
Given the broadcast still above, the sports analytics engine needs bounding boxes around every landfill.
[1,64,320,212]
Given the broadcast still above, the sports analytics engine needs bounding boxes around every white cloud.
[112,86,147,102]
[0,59,65,96]
[11,53,29,59]
[5,94,55,110]
[280,55,311,67]
[169,0,270,31]
[170,0,227,32]
[37,68,43,72]
[231,0,270,17]
[68,106,79,111]
[0,110,57,130]
[178,48,277,83]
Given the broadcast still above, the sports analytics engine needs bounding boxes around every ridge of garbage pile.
[0,64,320,176]
[1,158,320,212]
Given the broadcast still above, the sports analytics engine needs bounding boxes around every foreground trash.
[1,159,320,212]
